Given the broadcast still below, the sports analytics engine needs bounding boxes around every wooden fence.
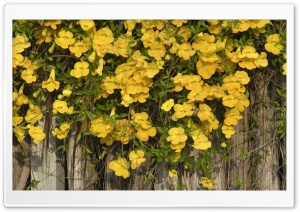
[13,70,286,191]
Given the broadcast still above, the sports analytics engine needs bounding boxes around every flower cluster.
[52,122,71,140]
[131,112,157,142]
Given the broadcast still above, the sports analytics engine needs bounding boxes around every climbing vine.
[12,20,286,190]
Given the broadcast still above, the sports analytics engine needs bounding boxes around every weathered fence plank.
[30,117,65,190]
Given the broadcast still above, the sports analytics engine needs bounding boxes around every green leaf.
[76,132,82,143]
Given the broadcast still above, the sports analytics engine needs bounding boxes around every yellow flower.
[148,42,166,60]
[172,102,194,121]
[235,94,250,112]
[159,28,176,46]
[124,20,137,33]
[265,34,283,55]
[113,34,136,58]
[70,62,89,78]
[167,127,187,152]
[90,116,114,138]
[208,21,222,34]
[93,27,114,46]
[42,69,60,92]
[169,42,180,54]
[224,109,243,126]
[88,51,96,63]
[177,26,191,42]
[141,29,159,48]
[231,20,251,33]
[161,99,174,112]
[112,119,133,144]
[131,50,148,68]
[222,125,235,138]
[235,71,250,85]
[192,134,211,150]
[221,142,227,148]
[13,85,28,106]
[197,104,215,123]
[108,158,130,179]
[13,126,26,142]
[135,127,157,142]
[55,30,75,49]
[52,122,71,140]
[141,62,159,79]
[79,20,95,31]
[13,107,23,126]
[206,85,225,100]
[103,76,117,94]
[52,100,69,114]
[201,177,216,189]
[69,40,90,57]
[34,28,55,45]
[12,53,24,68]
[172,20,188,27]
[222,94,238,108]
[29,126,45,144]
[222,76,241,94]
[196,60,217,79]
[177,43,196,60]
[25,104,43,124]
[13,34,31,54]
[168,169,178,177]
[129,150,146,169]
[21,68,36,84]
[254,52,268,68]
[282,63,286,75]
[43,20,62,29]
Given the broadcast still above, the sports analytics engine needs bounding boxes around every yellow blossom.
[235,94,250,112]
[148,42,166,60]
[265,34,283,55]
[21,68,36,84]
[70,62,89,78]
[109,158,130,179]
[13,85,28,106]
[201,177,216,189]
[112,119,133,144]
[52,100,69,114]
[196,60,217,79]
[79,20,95,31]
[177,26,191,42]
[29,126,45,144]
[177,43,196,60]
[224,109,243,126]
[222,94,238,108]
[172,102,194,121]
[167,127,187,152]
[235,71,250,85]
[12,53,24,68]
[43,20,62,29]
[172,20,188,27]
[192,134,212,150]
[282,63,286,75]
[129,150,146,169]
[42,69,60,92]
[221,142,227,148]
[161,99,174,112]
[90,116,114,138]
[222,125,235,138]
[124,20,137,33]
[52,122,71,140]
[25,104,43,124]
[168,169,178,177]
[88,51,96,63]
[69,40,90,57]
[93,27,114,46]
[141,29,159,48]
[131,50,148,68]
[197,104,215,123]
[13,126,26,142]
[55,30,75,49]
[13,34,31,54]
